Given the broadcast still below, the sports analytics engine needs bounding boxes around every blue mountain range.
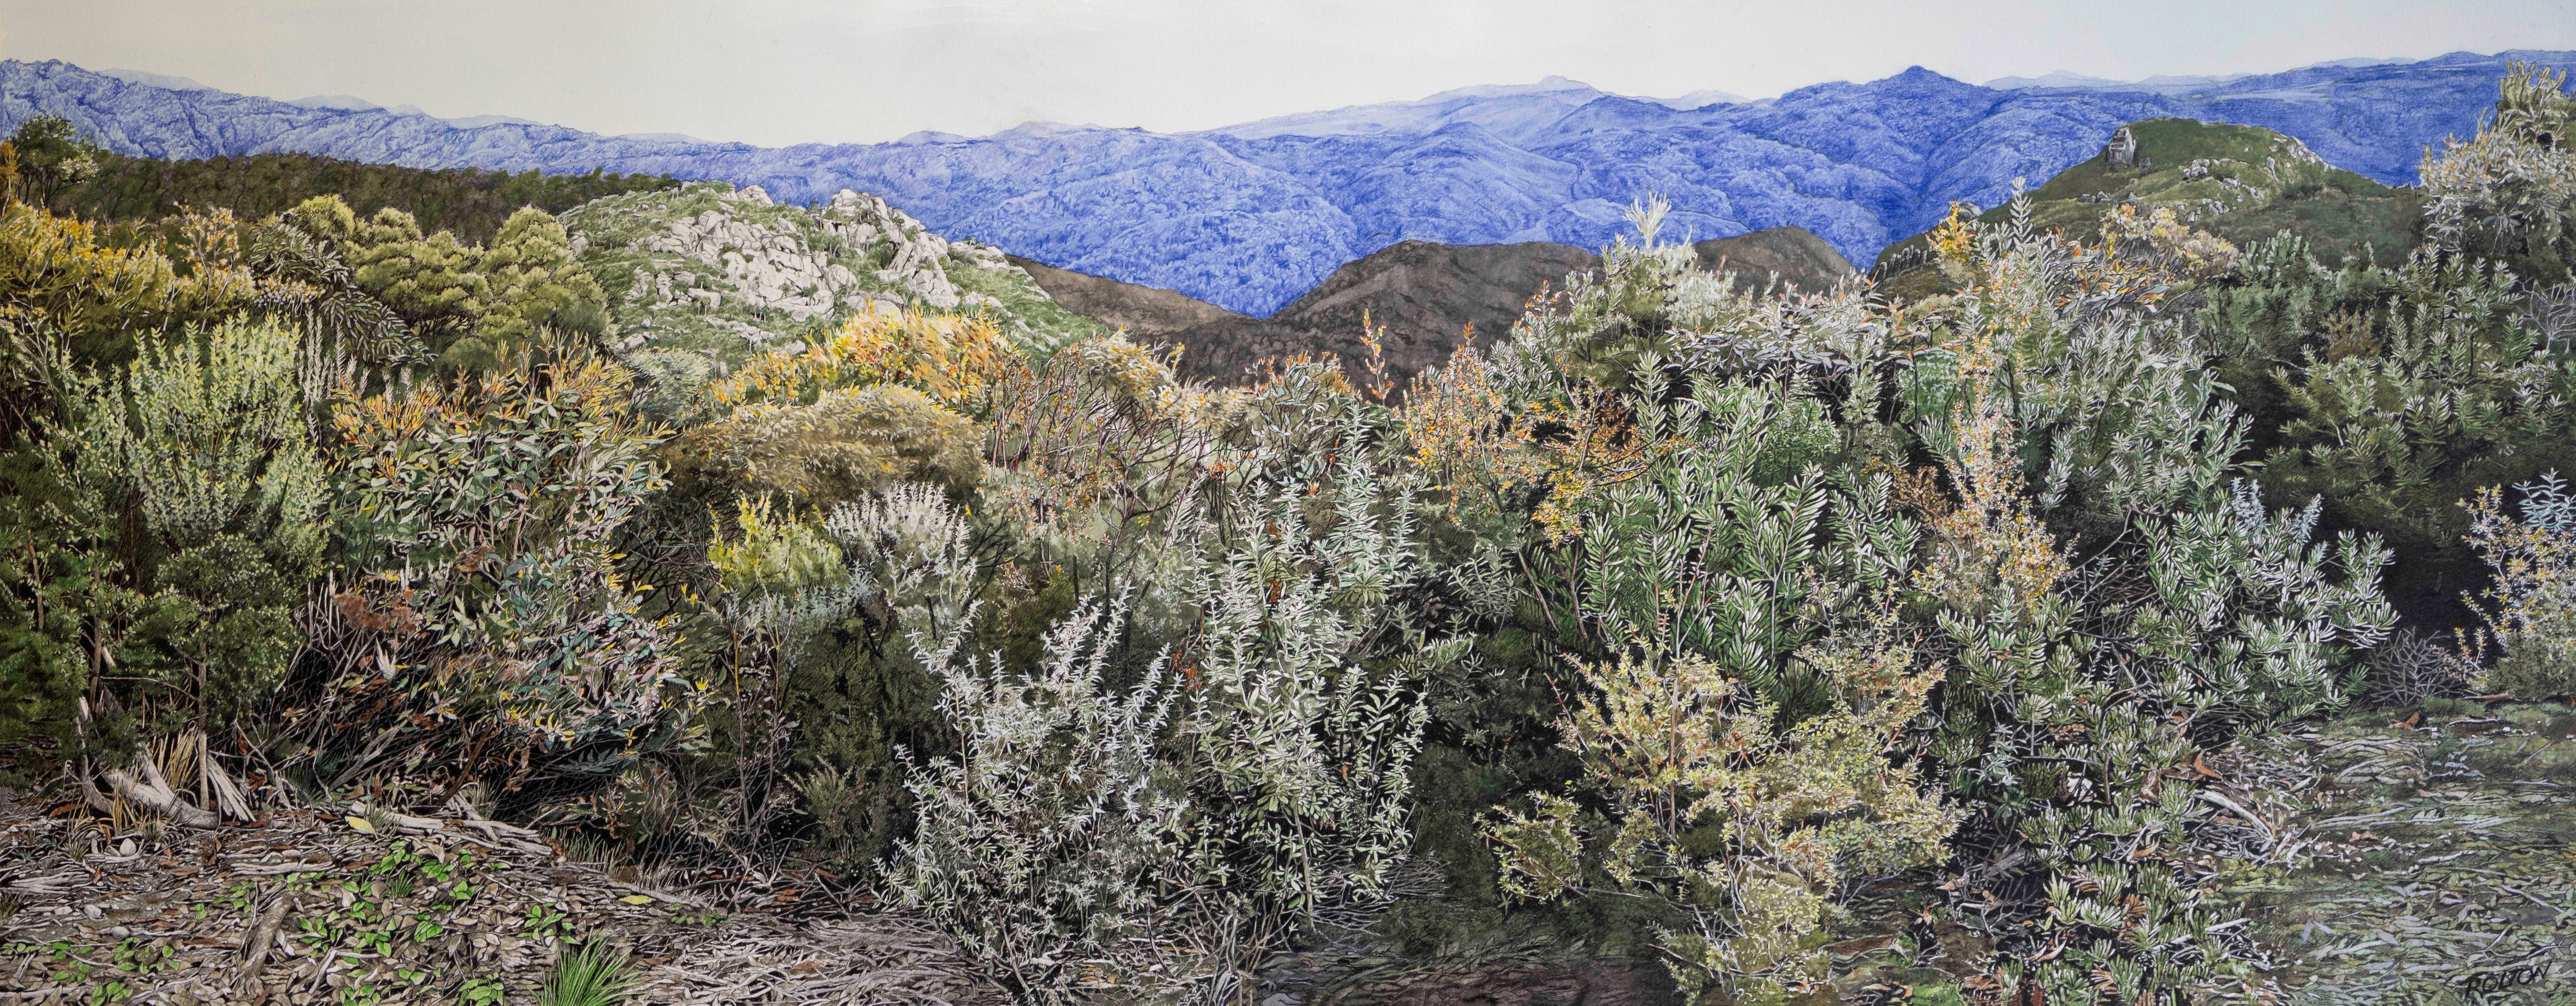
[5,51,2569,315]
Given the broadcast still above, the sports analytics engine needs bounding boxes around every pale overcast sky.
[3,0,2569,146]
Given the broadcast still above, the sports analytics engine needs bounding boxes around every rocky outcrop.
[2102,125,2142,168]
[564,182,1094,368]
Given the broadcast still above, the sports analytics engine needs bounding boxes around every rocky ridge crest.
[562,182,1097,369]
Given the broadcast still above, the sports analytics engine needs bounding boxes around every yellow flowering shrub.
[0,201,252,365]
[712,303,1014,414]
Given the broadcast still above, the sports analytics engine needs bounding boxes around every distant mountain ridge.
[6,51,2570,315]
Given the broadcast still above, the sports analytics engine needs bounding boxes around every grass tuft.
[538,940,638,1006]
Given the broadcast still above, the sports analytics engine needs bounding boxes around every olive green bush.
[293,349,697,804]
[270,195,612,371]
[676,383,984,507]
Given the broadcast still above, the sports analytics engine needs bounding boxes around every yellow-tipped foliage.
[713,303,1014,413]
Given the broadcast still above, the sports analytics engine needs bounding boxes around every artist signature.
[2464,963,2545,992]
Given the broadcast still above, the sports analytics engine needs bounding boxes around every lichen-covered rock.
[561,181,1101,369]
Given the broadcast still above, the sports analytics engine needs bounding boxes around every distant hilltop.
[9,50,2571,316]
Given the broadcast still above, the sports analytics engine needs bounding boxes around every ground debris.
[0,792,997,1005]
[2221,700,2576,1006]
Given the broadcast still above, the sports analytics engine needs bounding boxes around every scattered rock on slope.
[561,181,1102,371]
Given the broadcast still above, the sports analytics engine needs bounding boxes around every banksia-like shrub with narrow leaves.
[1909,196,2396,1003]
[299,351,697,802]
[1525,382,1907,718]
[2264,249,2576,571]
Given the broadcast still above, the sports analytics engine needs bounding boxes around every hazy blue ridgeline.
[5,50,2569,316]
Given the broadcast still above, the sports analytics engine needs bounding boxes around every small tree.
[2421,61,2576,287]
[6,115,101,209]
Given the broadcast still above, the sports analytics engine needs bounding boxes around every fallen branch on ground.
[105,755,221,828]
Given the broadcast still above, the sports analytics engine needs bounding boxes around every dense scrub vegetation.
[3,113,676,246]
[4,64,2575,1005]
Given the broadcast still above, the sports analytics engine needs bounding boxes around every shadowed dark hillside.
[1158,228,1854,386]
[1005,253,1248,335]
[52,148,677,244]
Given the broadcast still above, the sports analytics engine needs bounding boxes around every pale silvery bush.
[1177,430,1440,956]
[888,594,1189,1003]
